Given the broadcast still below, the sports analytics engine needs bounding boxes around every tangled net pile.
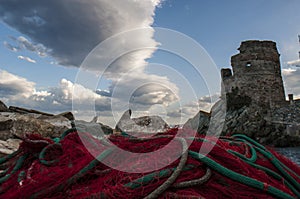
[0,128,299,199]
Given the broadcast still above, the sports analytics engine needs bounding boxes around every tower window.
[246,62,252,67]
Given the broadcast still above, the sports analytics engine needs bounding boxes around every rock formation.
[115,109,169,134]
[0,111,72,140]
[183,111,210,133]
[75,117,113,137]
[0,101,113,156]
[0,101,8,112]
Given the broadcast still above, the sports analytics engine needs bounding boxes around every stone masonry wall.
[222,40,286,108]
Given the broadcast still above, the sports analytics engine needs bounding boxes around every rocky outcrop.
[0,101,116,156]
[115,109,169,134]
[185,100,300,147]
[0,139,21,156]
[0,101,8,112]
[8,106,54,116]
[0,112,72,140]
[183,111,210,133]
[75,117,113,137]
[0,101,74,156]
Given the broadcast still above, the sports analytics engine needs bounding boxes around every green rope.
[227,140,257,163]
[238,155,300,197]
[31,148,114,199]
[226,136,299,197]
[0,150,20,165]
[67,148,114,185]
[255,146,300,192]
[17,170,26,183]
[232,134,266,150]
[39,143,62,166]
[52,137,60,143]
[60,128,77,140]
[0,154,28,184]
[125,168,174,189]
[0,168,9,177]
[124,165,195,189]
[189,150,296,199]
[278,159,300,180]
[232,134,300,192]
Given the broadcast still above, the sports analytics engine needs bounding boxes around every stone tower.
[222,40,286,109]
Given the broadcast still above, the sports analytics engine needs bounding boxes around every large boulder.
[183,99,226,136]
[183,111,210,133]
[0,112,72,140]
[75,117,113,137]
[0,115,14,140]
[0,139,21,156]
[115,110,169,134]
[9,106,54,116]
[8,106,75,121]
[0,101,8,112]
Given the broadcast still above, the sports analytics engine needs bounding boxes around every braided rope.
[144,138,188,199]
[172,167,212,188]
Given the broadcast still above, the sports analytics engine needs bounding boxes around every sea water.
[275,147,300,166]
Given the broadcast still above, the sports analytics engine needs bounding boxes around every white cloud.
[57,78,105,101]
[110,72,179,105]
[0,70,109,112]
[0,70,220,127]
[17,55,36,63]
[4,36,49,57]
[282,68,300,99]
[0,70,35,99]
[3,41,18,52]
[282,68,297,76]
[287,59,300,67]
[17,36,48,57]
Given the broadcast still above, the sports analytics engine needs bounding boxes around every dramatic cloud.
[17,55,36,63]
[0,0,161,68]
[0,0,181,113]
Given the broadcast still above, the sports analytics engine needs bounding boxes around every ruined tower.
[222,40,286,108]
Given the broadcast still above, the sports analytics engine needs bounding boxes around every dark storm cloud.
[0,0,107,66]
[0,0,160,67]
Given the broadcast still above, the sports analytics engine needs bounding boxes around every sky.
[0,0,299,127]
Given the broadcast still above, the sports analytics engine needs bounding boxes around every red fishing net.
[0,128,299,199]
